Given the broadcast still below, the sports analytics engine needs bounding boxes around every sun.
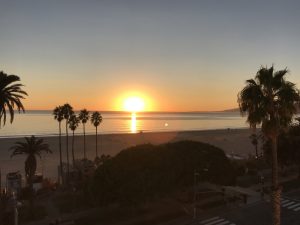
[123,97,145,112]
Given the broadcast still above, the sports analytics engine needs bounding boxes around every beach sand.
[0,128,255,186]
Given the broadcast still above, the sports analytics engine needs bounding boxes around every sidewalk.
[225,173,299,206]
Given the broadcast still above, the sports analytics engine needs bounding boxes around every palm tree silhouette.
[10,135,51,217]
[91,111,103,159]
[68,114,80,166]
[79,109,89,159]
[62,103,74,180]
[53,106,64,184]
[10,135,52,186]
[238,66,300,225]
[0,71,27,126]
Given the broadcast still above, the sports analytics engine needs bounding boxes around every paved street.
[22,189,300,225]
[187,191,300,225]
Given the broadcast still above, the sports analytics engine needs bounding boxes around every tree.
[91,141,235,206]
[79,109,89,159]
[62,103,74,180]
[91,111,103,159]
[0,71,27,126]
[263,122,300,177]
[10,136,51,218]
[53,106,64,184]
[68,114,80,165]
[238,66,300,225]
[286,122,300,178]
[10,136,52,186]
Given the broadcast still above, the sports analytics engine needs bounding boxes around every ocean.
[0,111,248,137]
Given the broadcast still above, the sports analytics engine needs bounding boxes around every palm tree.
[10,135,51,217]
[0,71,27,126]
[53,106,64,184]
[62,103,74,179]
[238,66,300,225]
[68,114,80,165]
[91,111,103,159]
[79,109,89,159]
[10,136,52,186]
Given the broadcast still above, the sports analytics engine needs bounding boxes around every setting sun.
[123,97,145,112]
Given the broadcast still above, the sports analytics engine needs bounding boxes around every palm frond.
[239,65,300,137]
[0,71,27,126]
[79,109,90,123]
[91,111,103,127]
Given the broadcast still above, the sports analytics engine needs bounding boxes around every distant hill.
[223,105,300,114]
[222,108,239,112]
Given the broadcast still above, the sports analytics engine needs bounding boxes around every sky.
[1,0,300,111]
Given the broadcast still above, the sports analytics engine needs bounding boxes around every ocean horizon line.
[19,109,240,114]
[0,127,249,139]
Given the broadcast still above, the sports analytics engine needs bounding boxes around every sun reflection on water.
[131,113,137,133]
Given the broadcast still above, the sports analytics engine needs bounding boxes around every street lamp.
[193,170,199,219]
[260,175,265,199]
[193,168,209,219]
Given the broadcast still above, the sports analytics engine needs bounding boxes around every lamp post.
[193,170,199,219]
[193,168,209,219]
[260,175,265,199]
[11,192,18,225]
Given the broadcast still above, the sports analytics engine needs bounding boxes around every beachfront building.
[6,172,22,195]
[32,173,43,192]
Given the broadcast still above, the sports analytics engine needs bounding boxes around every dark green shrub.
[89,140,236,206]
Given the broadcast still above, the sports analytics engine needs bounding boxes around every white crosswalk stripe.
[287,203,300,209]
[281,198,300,211]
[282,201,295,207]
[200,217,236,225]
[294,206,300,211]
[205,219,225,225]
[200,217,220,224]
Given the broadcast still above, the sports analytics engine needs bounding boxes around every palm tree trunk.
[255,144,258,159]
[96,126,98,158]
[66,120,70,183]
[72,130,75,166]
[83,123,86,159]
[59,122,63,185]
[271,135,281,225]
[253,126,258,159]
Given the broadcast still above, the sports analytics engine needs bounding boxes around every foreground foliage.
[263,121,300,175]
[0,70,27,126]
[89,140,235,206]
[238,66,300,225]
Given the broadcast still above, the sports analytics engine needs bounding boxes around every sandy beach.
[0,128,255,186]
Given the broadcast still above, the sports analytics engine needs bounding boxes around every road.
[185,190,300,225]
[22,189,300,225]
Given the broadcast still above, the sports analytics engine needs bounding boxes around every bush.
[19,204,47,222]
[89,140,236,206]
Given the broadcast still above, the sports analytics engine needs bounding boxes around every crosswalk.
[200,216,236,225]
[198,198,300,225]
[281,198,300,211]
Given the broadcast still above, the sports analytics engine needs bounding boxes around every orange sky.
[2,1,300,112]
[20,72,240,112]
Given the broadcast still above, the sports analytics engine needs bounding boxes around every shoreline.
[0,128,255,186]
[0,126,249,139]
